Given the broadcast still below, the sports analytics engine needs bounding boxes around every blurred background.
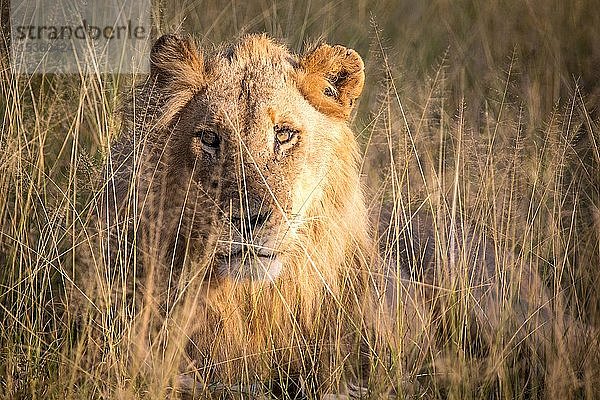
[156,0,600,112]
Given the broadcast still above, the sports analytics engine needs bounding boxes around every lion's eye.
[195,130,220,148]
[274,125,298,144]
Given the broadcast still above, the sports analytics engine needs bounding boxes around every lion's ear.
[150,34,204,89]
[298,43,365,120]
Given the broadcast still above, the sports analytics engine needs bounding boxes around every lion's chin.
[218,254,283,283]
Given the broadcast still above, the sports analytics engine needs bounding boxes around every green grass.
[1,0,599,398]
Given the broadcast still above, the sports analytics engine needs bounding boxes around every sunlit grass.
[1,0,599,398]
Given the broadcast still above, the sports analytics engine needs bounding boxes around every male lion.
[79,33,375,396]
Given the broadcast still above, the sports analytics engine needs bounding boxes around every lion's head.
[108,34,368,288]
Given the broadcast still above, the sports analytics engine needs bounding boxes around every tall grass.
[1,0,599,398]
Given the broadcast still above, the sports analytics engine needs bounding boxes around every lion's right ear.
[150,34,205,90]
[145,34,205,127]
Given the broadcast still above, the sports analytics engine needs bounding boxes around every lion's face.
[146,34,365,282]
[176,75,330,282]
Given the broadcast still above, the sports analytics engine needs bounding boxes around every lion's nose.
[232,209,272,238]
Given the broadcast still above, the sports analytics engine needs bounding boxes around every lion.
[76,33,376,396]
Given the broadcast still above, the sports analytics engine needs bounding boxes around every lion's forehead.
[204,38,298,98]
[206,61,296,100]
[200,66,307,136]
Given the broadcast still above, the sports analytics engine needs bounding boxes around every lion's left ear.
[297,43,365,120]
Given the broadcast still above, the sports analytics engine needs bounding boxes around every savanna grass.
[1,0,599,398]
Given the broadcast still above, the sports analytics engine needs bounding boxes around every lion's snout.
[211,204,288,282]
